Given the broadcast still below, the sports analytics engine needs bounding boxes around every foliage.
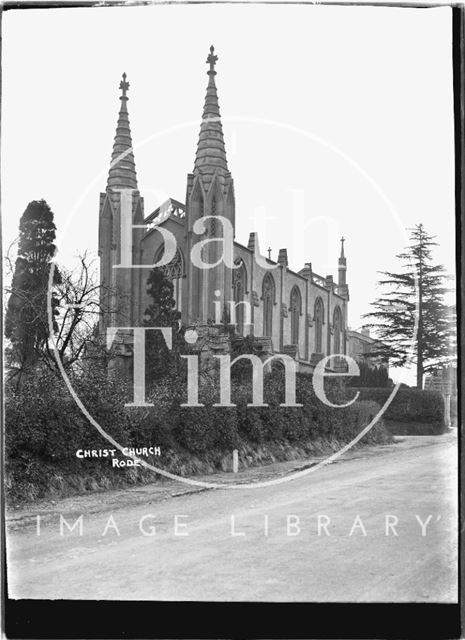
[5,200,61,379]
[6,366,126,463]
[5,362,392,503]
[363,223,456,389]
[4,201,114,381]
[348,387,445,432]
[349,360,391,388]
[143,267,183,383]
[228,333,269,383]
[160,369,390,448]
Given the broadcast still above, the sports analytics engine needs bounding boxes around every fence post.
[233,449,239,473]
[443,393,451,428]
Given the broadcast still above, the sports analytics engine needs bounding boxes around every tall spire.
[194,46,229,188]
[185,46,235,326]
[340,236,345,261]
[107,72,138,191]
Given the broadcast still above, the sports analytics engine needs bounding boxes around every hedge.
[347,387,446,435]
[5,366,392,501]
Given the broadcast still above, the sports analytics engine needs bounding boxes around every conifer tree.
[363,224,455,389]
[143,267,182,382]
[5,200,61,376]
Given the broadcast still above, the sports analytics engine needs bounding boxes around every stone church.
[98,46,354,373]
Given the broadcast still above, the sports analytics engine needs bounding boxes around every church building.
[98,46,351,373]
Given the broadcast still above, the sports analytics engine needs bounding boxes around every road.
[6,433,458,602]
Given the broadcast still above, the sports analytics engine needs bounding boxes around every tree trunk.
[416,355,423,390]
[417,229,424,390]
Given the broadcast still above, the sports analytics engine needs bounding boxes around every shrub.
[347,387,446,434]
[230,370,390,446]
[5,362,393,503]
[348,361,391,388]
[351,400,391,444]
[349,387,444,421]
[171,406,216,453]
[212,407,240,449]
[5,366,142,460]
[238,408,267,443]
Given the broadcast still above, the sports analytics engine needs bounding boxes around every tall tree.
[363,224,455,389]
[5,200,61,379]
[143,267,182,383]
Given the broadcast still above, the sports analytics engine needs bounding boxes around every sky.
[2,3,456,382]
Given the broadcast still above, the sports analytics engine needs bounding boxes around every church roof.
[107,73,138,192]
[193,46,229,190]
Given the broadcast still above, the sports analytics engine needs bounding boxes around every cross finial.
[119,72,129,99]
[207,45,218,75]
[267,247,272,260]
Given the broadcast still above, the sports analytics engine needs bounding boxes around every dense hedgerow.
[5,365,391,502]
[347,387,446,434]
[147,369,389,447]
[5,367,390,460]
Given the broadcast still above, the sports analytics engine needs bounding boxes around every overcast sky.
[2,3,456,381]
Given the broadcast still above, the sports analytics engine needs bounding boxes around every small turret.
[337,236,349,299]
[338,237,346,284]
[278,248,288,267]
[247,231,257,253]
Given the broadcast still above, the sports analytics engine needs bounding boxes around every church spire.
[185,46,235,326]
[194,46,229,187]
[107,72,138,191]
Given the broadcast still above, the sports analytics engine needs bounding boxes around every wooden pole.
[232,449,239,473]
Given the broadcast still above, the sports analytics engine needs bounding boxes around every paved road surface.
[6,434,457,601]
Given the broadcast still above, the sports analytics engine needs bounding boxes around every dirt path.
[6,433,457,601]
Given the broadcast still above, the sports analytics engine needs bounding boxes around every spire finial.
[193,45,228,182]
[119,72,129,100]
[340,236,345,258]
[107,72,137,191]
[207,45,218,75]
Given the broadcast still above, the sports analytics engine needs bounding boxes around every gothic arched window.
[290,286,302,346]
[333,305,343,355]
[232,260,247,335]
[262,273,275,337]
[314,297,325,354]
[160,249,183,280]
